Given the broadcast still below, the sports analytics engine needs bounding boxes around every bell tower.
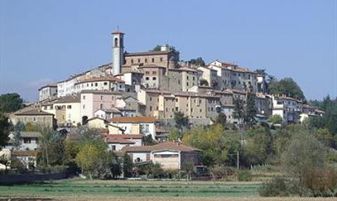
[112,31,124,75]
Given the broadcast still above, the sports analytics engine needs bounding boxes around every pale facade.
[74,77,125,93]
[80,90,122,119]
[38,84,57,101]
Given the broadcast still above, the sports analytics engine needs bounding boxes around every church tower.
[112,31,124,75]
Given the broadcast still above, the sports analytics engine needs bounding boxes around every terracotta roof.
[125,50,171,56]
[121,141,199,153]
[12,150,39,157]
[168,67,198,73]
[54,94,80,103]
[75,76,124,84]
[106,138,134,144]
[14,109,54,116]
[110,116,158,123]
[138,64,167,69]
[105,134,144,139]
[38,84,57,91]
[80,90,122,95]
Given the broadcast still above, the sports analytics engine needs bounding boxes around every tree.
[268,78,305,100]
[183,125,240,166]
[38,127,66,166]
[174,111,189,131]
[281,131,326,184]
[199,79,209,87]
[13,122,25,150]
[122,153,133,178]
[309,96,337,135]
[188,57,205,66]
[242,126,273,166]
[0,113,11,147]
[244,93,257,127]
[233,97,245,124]
[168,128,182,141]
[268,115,283,125]
[215,113,226,127]
[142,135,157,145]
[75,139,108,179]
[0,93,23,113]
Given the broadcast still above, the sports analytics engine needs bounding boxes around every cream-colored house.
[110,116,158,139]
[86,117,124,134]
[80,90,122,119]
[11,108,55,128]
[122,142,201,170]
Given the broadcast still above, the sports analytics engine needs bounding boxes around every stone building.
[38,84,57,102]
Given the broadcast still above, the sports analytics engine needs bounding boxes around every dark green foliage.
[242,126,273,166]
[174,111,189,131]
[136,162,164,178]
[268,77,305,100]
[309,96,337,136]
[237,170,252,181]
[142,135,157,145]
[199,79,209,86]
[0,113,11,147]
[233,97,244,123]
[244,93,257,127]
[123,153,133,177]
[38,127,66,167]
[13,122,25,149]
[215,113,226,127]
[259,177,293,196]
[188,57,205,66]
[0,93,23,113]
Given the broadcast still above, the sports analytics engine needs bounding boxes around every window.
[152,71,157,75]
[83,95,86,100]
[150,106,152,111]
[100,104,103,109]
[145,71,150,75]
[111,145,116,151]
[131,59,134,64]
[146,77,149,80]
[193,77,195,81]
[83,104,85,109]
[138,58,141,63]
[145,58,148,63]
[187,76,189,80]
[152,77,156,80]
[150,97,152,101]
[152,58,155,62]
[101,96,103,100]
[160,57,163,62]
[23,138,31,144]
[67,105,72,109]
[104,82,107,85]
[114,38,118,47]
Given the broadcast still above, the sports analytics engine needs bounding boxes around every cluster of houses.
[2,31,324,171]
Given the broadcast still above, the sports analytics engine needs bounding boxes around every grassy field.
[0,179,336,201]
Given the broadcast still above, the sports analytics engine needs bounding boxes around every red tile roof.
[121,141,199,153]
[110,116,158,123]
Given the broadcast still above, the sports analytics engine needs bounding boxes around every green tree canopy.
[268,78,305,100]
[188,57,205,66]
[268,114,283,124]
[174,111,189,131]
[0,113,11,147]
[0,93,23,113]
[183,125,240,166]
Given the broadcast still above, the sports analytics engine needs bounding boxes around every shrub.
[259,177,291,196]
[237,170,252,181]
[210,165,235,180]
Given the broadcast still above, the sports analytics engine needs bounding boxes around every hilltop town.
[2,31,326,172]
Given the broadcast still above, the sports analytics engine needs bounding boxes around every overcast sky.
[0,0,336,101]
